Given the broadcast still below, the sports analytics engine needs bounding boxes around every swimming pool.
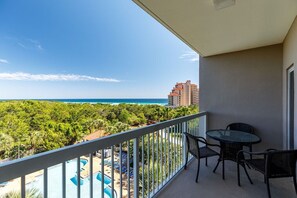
[70,158,88,186]
[26,159,116,198]
[0,182,8,187]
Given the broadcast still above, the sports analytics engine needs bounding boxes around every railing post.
[44,168,48,198]
[133,137,140,198]
[199,114,207,138]
[21,176,25,198]
[182,122,187,165]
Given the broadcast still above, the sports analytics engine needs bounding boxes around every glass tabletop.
[206,129,261,144]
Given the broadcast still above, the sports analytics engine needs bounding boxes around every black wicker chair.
[237,149,297,198]
[226,123,255,134]
[184,132,221,182]
[226,123,255,157]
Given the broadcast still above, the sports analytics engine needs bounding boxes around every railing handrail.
[0,111,207,183]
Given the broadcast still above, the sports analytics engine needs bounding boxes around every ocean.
[28,98,168,106]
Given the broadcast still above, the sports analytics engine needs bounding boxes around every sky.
[0,0,199,99]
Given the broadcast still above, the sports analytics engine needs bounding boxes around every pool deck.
[0,169,43,196]
[80,155,132,198]
[80,156,100,179]
[157,157,296,198]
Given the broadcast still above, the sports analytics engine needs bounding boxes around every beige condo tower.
[168,80,199,107]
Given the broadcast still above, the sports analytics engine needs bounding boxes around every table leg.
[213,158,221,173]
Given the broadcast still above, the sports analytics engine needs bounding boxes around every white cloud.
[179,51,199,62]
[0,72,120,82]
[28,39,43,50]
[0,59,8,64]
[17,39,43,51]
[17,42,26,49]
[3,37,43,51]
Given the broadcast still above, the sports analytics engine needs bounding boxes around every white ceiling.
[133,0,297,57]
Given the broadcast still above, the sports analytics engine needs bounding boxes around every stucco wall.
[200,44,283,149]
[283,17,297,149]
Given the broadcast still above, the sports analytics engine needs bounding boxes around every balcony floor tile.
[157,157,295,198]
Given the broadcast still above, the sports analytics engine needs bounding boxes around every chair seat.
[238,149,297,198]
[245,158,265,173]
[199,146,219,158]
[184,132,222,183]
[245,158,292,177]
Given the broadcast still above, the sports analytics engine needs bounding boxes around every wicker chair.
[226,123,255,157]
[226,123,255,134]
[237,149,297,198]
[184,132,221,182]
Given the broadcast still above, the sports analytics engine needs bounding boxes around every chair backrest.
[184,132,200,159]
[266,150,297,178]
[226,123,255,134]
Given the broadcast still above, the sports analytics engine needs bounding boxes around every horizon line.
[0,97,168,100]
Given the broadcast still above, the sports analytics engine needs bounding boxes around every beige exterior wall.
[200,44,283,150]
[283,17,297,149]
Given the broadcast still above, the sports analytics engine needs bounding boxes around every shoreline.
[0,98,169,106]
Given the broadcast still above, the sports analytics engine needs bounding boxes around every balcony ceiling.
[133,0,297,57]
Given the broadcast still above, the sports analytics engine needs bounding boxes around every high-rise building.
[191,84,199,105]
[168,80,199,107]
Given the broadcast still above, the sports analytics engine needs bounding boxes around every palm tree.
[2,188,42,198]
[164,107,172,120]
[179,107,190,116]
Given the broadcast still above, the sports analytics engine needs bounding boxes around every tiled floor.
[157,157,296,198]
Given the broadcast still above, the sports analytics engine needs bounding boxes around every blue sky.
[0,0,199,99]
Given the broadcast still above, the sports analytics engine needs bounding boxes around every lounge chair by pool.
[96,172,112,185]
[70,176,84,186]
[104,187,117,198]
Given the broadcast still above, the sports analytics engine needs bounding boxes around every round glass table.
[206,129,261,144]
[206,129,261,180]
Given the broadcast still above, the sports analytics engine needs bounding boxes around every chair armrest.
[266,148,277,152]
[237,150,268,156]
[197,137,221,149]
[183,132,221,149]
[204,142,221,149]
[237,149,276,158]
[197,136,207,142]
[237,150,267,163]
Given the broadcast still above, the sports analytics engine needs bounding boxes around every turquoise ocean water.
[1,98,168,106]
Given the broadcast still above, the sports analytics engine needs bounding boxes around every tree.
[105,125,118,134]
[118,109,130,123]
[0,133,14,158]
[0,100,198,160]
[3,188,42,198]
[114,122,130,132]
[92,119,106,130]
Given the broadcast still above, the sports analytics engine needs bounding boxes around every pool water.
[0,182,8,187]
[27,159,116,198]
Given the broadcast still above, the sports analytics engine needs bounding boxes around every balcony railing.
[0,112,207,198]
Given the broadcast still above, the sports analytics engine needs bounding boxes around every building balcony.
[1,112,295,198]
